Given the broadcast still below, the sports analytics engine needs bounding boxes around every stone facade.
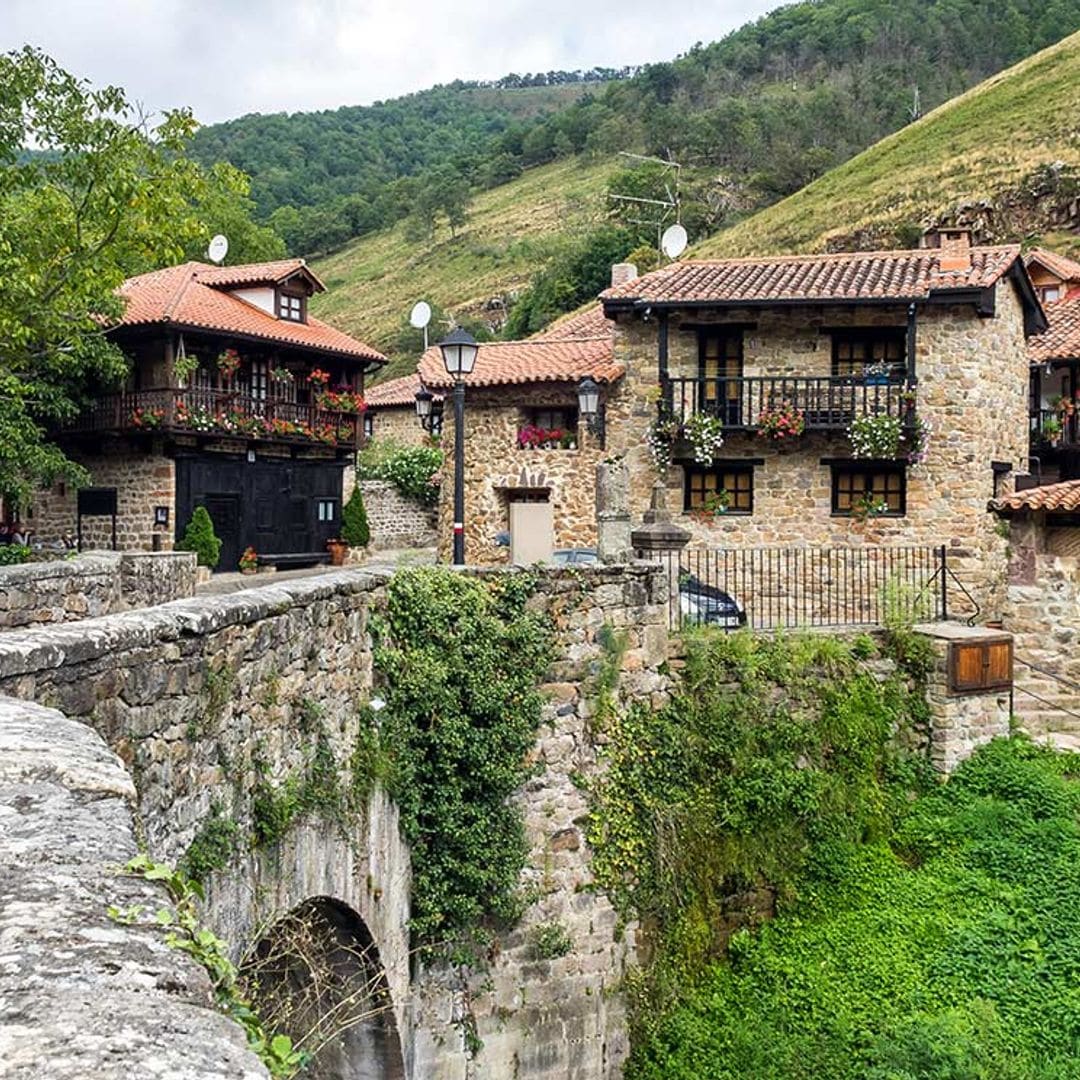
[30,443,176,551]
[361,479,438,550]
[915,622,1014,772]
[0,563,671,1080]
[369,403,431,446]
[0,551,195,630]
[0,696,268,1079]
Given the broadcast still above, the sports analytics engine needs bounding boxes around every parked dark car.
[551,547,601,566]
[678,570,747,629]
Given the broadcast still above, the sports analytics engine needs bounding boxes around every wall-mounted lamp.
[154,506,170,527]
[1044,360,1054,377]
[577,376,606,449]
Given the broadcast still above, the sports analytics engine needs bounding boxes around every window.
[526,407,577,433]
[277,291,304,322]
[684,464,754,514]
[249,359,268,403]
[698,328,743,425]
[317,499,337,523]
[831,463,906,516]
[363,413,374,438]
[1039,285,1062,304]
[831,330,906,378]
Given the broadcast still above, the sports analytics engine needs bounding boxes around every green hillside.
[312,157,615,379]
[697,29,1080,258]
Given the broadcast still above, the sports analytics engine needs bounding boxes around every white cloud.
[2,0,779,124]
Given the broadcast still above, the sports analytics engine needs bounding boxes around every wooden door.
[699,330,743,425]
[202,493,241,573]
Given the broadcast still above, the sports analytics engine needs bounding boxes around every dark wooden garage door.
[175,454,344,571]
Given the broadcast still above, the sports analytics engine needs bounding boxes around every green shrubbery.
[356,440,442,507]
[177,505,222,569]
[340,486,370,547]
[599,631,1080,1079]
[0,544,32,566]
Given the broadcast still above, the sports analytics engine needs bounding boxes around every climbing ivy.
[372,568,553,957]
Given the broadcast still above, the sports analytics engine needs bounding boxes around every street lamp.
[439,328,478,565]
[577,375,605,448]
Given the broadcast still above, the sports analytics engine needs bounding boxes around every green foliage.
[121,855,308,1078]
[592,624,629,731]
[356,440,443,507]
[526,921,573,960]
[0,48,276,507]
[374,568,553,956]
[0,544,32,566]
[178,506,222,569]
[340,486,370,547]
[626,737,1080,1079]
[181,803,242,883]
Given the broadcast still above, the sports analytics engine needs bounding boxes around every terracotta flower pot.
[327,540,348,566]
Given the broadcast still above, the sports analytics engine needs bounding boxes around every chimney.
[924,227,973,272]
[610,262,638,288]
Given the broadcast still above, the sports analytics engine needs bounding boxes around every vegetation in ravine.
[586,628,1080,1079]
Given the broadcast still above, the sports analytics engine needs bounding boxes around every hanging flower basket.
[216,348,242,380]
[758,401,806,441]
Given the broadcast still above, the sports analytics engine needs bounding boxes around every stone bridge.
[0,564,671,1079]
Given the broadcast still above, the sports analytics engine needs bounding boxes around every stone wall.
[0,696,267,1079]
[369,405,431,446]
[30,442,176,551]
[0,551,195,630]
[360,479,437,550]
[0,562,672,1080]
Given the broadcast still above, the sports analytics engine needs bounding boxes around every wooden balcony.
[1031,409,1080,451]
[665,375,914,433]
[65,388,363,449]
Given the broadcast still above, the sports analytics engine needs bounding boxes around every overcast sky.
[3,1,780,125]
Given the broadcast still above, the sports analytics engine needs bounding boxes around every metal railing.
[643,544,963,632]
[65,387,362,446]
[665,375,911,431]
[1031,408,1078,447]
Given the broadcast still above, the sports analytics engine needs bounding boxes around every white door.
[509,500,554,565]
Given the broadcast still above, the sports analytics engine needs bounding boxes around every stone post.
[596,460,632,563]
[631,481,691,614]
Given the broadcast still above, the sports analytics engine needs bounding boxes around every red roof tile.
[601,246,1023,306]
[1029,297,1080,363]
[1026,248,1080,286]
[114,262,383,364]
[366,371,443,408]
[532,304,610,340]
[418,335,621,390]
[991,479,1080,514]
[194,259,326,291]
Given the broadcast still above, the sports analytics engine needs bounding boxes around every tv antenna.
[661,223,688,261]
[608,151,682,253]
[409,300,432,350]
[207,234,229,264]
[908,86,922,123]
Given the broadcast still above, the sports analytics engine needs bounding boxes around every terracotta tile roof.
[366,371,443,408]
[1029,297,1080,363]
[532,303,610,340]
[418,335,621,390]
[601,245,1023,306]
[1026,248,1080,285]
[990,479,1080,514]
[114,262,384,365]
[194,259,326,291]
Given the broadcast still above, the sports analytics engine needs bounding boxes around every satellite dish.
[661,223,688,260]
[409,300,432,329]
[207,234,229,264]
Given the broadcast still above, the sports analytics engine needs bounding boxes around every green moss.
[181,803,242,883]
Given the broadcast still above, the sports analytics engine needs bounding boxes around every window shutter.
[948,640,1013,694]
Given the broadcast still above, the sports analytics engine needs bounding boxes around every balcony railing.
[665,375,913,432]
[1031,408,1078,449]
[65,388,362,448]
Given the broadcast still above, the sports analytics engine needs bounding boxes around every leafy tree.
[177,506,222,569]
[340,486,370,547]
[0,47,275,507]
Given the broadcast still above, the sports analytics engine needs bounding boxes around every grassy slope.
[696,30,1080,258]
[311,157,614,380]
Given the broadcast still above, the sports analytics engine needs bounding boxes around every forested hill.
[193,0,1080,263]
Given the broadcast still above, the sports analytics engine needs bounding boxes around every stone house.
[28,259,385,569]
[1025,249,1080,481]
[364,371,443,446]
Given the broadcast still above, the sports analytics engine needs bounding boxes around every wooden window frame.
[525,406,578,432]
[948,639,1013,694]
[277,290,306,323]
[697,327,744,425]
[683,462,756,515]
[830,328,906,378]
[829,462,906,517]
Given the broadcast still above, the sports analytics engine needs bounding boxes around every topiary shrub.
[340,486,370,547]
[178,505,221,569]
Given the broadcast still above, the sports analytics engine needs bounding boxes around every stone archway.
[241,896,406,1080]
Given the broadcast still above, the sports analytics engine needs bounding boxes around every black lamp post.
[577,375,605,448]
[438,328,478,565]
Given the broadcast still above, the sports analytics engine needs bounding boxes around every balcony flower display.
[216,348,241,380]
[684,411,725,465]
[901,416,931,467]
[316,387,367,413]
[758,401,806,440]
[130,406,165,430]
[516,424,575,449]
[647,414,679,470]
[849,413,902,459]
[175,401,215,432]
[270,366,294,385]
[308,367,331,387]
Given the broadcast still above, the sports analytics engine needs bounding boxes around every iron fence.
[642,544,954,632]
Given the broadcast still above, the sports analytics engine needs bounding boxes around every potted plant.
[1042,415,1063,447]
[559,430,578,450]
[239,546,259,574]
[216,348,241,381]
[326,537,349,566]
[683,411,725,464]
[758,401,806,441]
[690,489,731,523]
[174,352,200,388]
[851,492,889,523]
[864,360,891,386]
[848,413,902,459]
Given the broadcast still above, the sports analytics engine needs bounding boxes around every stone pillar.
[915,623,1013,773]
[631,482,691,613]
[596,460,632,563]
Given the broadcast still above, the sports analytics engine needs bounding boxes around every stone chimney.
[610,262,638,288]
[924,227,973,272]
